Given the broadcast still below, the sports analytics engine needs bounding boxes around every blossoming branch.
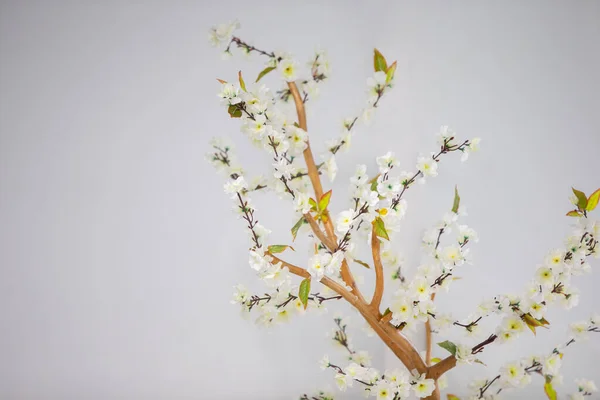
[206,20,600,400]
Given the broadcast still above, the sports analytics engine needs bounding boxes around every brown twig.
[370,229,384,312]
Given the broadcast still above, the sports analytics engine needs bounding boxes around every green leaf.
[227,104,242,118]
[452,185,461,213]
[267,245,295,254]
[308,198,317,211]
[474,358,486,366]
[353,259,371,269]
[382,307,391,316]
[437,340,457,356]
[238,71,247,92]
[318,190,332,211]
[587,188,600,211]
[566,210,582,217]
[256,66,276,82]
[386,61,397,84]
[373,48,388,72]
[299,278,311,310]
[522,313,549,335]
[572,187,588,209]
[291,216,306,241]
[373,217,390,240]
[369,174,381,192]
[447,395,461,400]
[431,357,442,363]
[544,380,557,400]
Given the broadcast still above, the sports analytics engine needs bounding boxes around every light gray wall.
[0,1,598,399]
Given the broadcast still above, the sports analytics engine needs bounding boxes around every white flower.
[336,209,355,233]
[575,378,597,393]
[410,278,431,300]
[470,137,481,151]
[217,82,242,105]
[319,355,330,370]
[436,125,456,146]
[412,375,436,398]
[303,79,320,99]
[526,302,546,320]
[208,20,239,47]
[224,176,247,197]
[441,245,464,266]
[324,155,338,182]
[273,158,297,180]
[327,251,345,276]
[455,344,476,365]
[501,315,525,333]
[335,373,352,391]
[373,381,394,400]
[500,361,527,387]
[535,266,555,288]
[377,177,401,199]
[231,284,249,304]
[390,298,413,323]
[242,114,267,140]
[542,353,562,376]
[294,192,312,214]
[351,164,369,186]
[288,126,308,153]
[376,151,398,174]
[416,155,438,177]
[569,322,589,340]
[278,58,298,81]
[308,253,328,281]
[248,250,271,272]
[458,225,479,244]
[569,393,585,400]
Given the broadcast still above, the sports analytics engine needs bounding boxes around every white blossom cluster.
[321,317,437,399]
[465,315,599,399]
[440,217,599,348]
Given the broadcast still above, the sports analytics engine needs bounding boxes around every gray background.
[1,1,599,399]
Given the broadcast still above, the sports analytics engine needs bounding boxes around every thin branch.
[425,293,437,366]
[370,229,384,312]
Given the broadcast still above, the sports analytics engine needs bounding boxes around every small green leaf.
[238,71,247,92]
[587,188,600,211]
[474,359,486,366]
[299,278,311,309]
[572,187,588,209]
[544,380,557,400]
[227,104,242,118]
[256,66,276,82]
[452,185,461,214]
[522,313,549,335]
[437,340,457,356]
[267,245,295,254]
[386,61,397,84]
[447,395,461,400]
[431,357,442,363]
[308,198,317,211]
[382,307,391,316]
[291,216,306,240]
[373,48,388,72]
[373,217,390,240]
[353,259,371,269]
[318,190,332,211]
[369,174,381,192]
[566,210,582,217]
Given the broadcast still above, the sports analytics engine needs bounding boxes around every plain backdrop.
[1,1,599,399]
